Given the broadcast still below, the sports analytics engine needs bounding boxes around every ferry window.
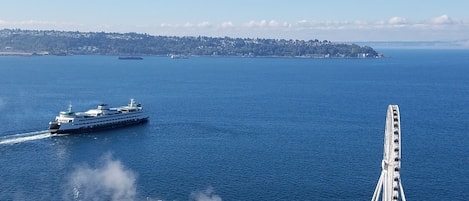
[69,120,72,123]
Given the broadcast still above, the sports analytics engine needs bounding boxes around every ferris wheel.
[372,105,406,201]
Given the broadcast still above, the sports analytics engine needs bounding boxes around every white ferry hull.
[49,99,149,134]
[49,117,148,134]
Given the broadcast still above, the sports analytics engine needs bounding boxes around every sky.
[1,0,469,42]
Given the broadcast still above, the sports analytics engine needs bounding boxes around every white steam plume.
[190,186,222,201]
[65,153,223,201]
[66,153,137,201]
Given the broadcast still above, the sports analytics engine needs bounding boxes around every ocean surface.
[1,50,468,200]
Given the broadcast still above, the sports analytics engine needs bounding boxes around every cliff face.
[0,29,379,58]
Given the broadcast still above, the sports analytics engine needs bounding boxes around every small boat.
[170,54,188,59]
[118,56,143,60]
[49,99,149,134]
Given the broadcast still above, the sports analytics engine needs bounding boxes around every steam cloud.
[66,153,222,201]
[190,187,222,201]
[67,154,137,201]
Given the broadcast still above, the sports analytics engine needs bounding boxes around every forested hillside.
[0,29,379,58]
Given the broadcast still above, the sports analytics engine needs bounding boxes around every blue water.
[0,50,468,200]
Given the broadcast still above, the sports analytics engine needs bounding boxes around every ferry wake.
[49,99,149,134]
[0,130,51,145]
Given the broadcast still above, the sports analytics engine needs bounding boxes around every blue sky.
[1,0,468,42]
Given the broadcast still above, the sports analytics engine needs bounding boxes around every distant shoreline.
[0,29,380,58]
[0,52,385,59]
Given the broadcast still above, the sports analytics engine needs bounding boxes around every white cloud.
[268,20,280,27]
[244,20,257,28]
[270,20,288,27]
[388,17,407,25]
[375,20,386,25]
[197,21,211,28]
[221,21,234,28]
[159,23,174,28]
[244,20,278,28]
[2,15,469,41]
[220,17,469,41]
[183,22,194,28]
[432,14,452,24]
[296,19,309,26]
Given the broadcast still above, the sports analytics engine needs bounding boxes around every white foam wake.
[0,130,51,145]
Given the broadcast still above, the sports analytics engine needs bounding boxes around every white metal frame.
[372,105,406,201]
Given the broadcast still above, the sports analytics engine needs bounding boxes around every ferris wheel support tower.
[372,105,406,201]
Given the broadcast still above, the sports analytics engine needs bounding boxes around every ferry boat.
[118,56,143,60]
[49,99,149,134]
[169,54,189,59]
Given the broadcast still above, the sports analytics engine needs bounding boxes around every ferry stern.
[49,121,60,134]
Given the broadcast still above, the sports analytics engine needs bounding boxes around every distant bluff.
[0,29,380,58]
